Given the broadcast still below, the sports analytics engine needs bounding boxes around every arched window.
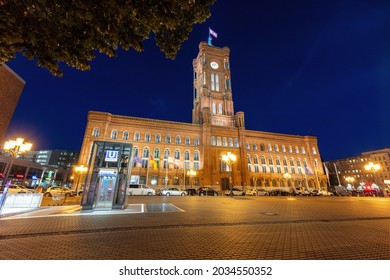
[92,128,99,137]
[194,138,200,146]
[185,137,190,145]
[145,133,151,142]
[281,145,286,153]
[155,134,161,143]
[301,147,306,154]
[174,149,180,169]
[260,144,265,151]
[261,156,267,172]
[312,147,317,154]
[254,155,259,172]
[223,137,227,147]
[111,130,117,139]
[184,150,190,170]
[228,138,233,147]
[163,149,170,169]
[246,143,250,150]
[142,147,150,168]
[175,136,181,144]
[211,136,216,146]
[295,146,299,153]
[123,131,129,140]
[288,146,293,153]
[217,137,222,146]
[194,151,200,170]
[247,155,252,172]
[154,148,160,168]
[253,144,257,151]
[274,144,279,152]
[234,138,239,147]
[134,132,140,141]
[165,135,171,144]
[267,144,272,152]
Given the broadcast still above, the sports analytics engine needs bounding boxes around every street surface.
[0,196,389,260]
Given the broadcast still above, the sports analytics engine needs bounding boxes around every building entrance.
[81,141,132,210]
[221,177,229,190]
[94,168,117,209]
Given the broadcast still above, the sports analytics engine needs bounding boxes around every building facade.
[78,42,327,192]
[0,64,25,142]
[325,148,390,190]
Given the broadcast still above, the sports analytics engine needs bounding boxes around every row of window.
[92,128,200,146]
[132,147,201,170]
[211,136,317,155]
[92,127,318,156]
[246,155,319,175]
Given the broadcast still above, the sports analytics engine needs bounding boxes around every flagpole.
[333,163,341,186]
[323,163,331,187]
[146,158,150,186]
[165,160,168,189]
[183,160,186,190]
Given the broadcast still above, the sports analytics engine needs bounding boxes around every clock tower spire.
[192,42,235,127]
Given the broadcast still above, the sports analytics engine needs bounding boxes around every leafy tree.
[0,0,215,76]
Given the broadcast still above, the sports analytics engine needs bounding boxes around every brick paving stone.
[0,196,389,260]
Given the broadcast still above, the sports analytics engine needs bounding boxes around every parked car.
[224,187,245,196]
[333,186,351,196]
[43,186,75,198]
[160,188,186,196]
[197,187,218,196]
[269,189,291,196]
[245,187,269,196]
[245,188,256,196]
[186,188,198,196]
[3,184,34,194]
[127,184,156,196]
[292,187,303,196]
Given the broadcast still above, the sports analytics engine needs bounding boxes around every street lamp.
[74,165,88,194]
[364,162,380,187]
[284,172,291,187]
[2,138,33,185]
[187,170,196,189]
[222,152,237,196]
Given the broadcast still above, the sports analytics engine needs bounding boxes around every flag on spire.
[209,28,218,38]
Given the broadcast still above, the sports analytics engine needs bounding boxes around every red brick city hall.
[78,42,327,193]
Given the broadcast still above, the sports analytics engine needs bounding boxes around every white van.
[126,184,156,196]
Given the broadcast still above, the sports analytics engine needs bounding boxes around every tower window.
[211,73,219,91]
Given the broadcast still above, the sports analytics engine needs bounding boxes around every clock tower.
[192,42,235,127]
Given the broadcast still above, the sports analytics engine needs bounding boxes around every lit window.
[92,128,99,137]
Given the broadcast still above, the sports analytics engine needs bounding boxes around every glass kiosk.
[81,141,132,210]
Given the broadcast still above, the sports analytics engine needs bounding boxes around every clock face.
[210,61,219,69]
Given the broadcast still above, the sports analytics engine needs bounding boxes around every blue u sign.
[105,150,119,162]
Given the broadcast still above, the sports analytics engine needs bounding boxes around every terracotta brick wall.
[0,64,25,142]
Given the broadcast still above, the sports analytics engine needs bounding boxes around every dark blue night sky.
[5,0,390,161]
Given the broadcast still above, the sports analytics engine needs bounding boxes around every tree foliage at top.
[0,0,216,76]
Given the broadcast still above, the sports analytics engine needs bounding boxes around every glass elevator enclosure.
[81,141,132,210]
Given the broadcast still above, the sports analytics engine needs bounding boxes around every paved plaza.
[0,196,390,260]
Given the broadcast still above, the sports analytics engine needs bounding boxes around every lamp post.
[222,152,236,196]
[2,138,33,186]
[1,138,32,212]
[74,165,88,194]
[283,172,291,187]
[364,162,380,187]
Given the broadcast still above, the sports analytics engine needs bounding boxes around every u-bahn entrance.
[81,141,132,210]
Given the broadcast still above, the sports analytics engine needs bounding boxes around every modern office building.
[23,149,79,168]
[78,42,328,193]
[324,148,390,190]
[0,64,25,142]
